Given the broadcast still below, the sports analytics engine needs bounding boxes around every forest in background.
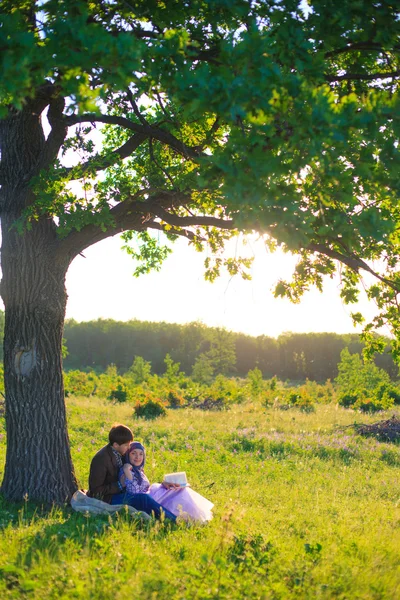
[61,317,398,382]
[0,311,396,381]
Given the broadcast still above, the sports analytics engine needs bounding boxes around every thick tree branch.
[65,114,203,160]
[103,24,222,64]
[196,117,221,152]
[146,221,198,241]
[308,242,400,292]
[37,96,68,171]
[324,41,400,58]
[64,131,148,179]
[55,189,162,261]
[55,211,148,264]
[29,81,60,115]
[55,188,236,262]
[126,88,149,126]
[150,203,236,230]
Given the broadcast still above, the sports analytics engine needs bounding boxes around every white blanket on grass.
[71,490,150,519]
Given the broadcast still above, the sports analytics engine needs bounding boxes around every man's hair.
[108,423,133,445]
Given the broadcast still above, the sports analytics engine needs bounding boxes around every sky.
[62,232,380,338]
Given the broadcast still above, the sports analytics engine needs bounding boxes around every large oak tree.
[0,0,399,502]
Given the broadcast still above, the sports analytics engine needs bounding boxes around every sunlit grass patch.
[0,397,399,598]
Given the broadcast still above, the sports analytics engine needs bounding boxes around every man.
[87,423,133,503]
[88,423,176,521]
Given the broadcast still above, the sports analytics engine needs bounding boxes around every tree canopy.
[1,0,400,340]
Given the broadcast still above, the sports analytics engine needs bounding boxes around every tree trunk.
[0,104,77,503]
[0,214,78,503]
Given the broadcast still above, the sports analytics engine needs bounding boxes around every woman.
[122,441,214,522]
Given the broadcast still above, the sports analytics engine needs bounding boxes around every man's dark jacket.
[87,444,122,503]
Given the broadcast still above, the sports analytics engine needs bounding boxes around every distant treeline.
[0,311,395,381]
[58,317,399,382]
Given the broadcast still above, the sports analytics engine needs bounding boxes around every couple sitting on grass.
[88,423,213,523]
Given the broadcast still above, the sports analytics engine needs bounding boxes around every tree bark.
[0,213,78,503]
[0,103,77,503]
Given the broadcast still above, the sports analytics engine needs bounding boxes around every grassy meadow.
[0,395,399,599]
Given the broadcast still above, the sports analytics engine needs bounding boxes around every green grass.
[0,397,399,599]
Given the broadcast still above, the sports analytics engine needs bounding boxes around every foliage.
[207,374,247,406]
[269,376,278,391]
[64,370,98,397]
[246,367,265,399]
[126,356,152,385]
[2,0,395,346]
[61,337,68,359]
[204,328,237,376]
[335,348,398,411]
[271,387,316,412]
[108,382,131,403]
[163,354,182,384]
[57,315,400,380]
[166,390,185,408]
[191,353,215,384]
[134,397,167,420]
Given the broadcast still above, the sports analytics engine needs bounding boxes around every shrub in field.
[264,389,278,406]
[269,376,278,391]
[287,389,315,412]
[335,349,396,412]
[388,388,400,405]
[134,397,167,419]
[177,379,204,403]
[269,383,315,412]
[247,367,264,399]
[64,370,98,397]
[126,355,152,384]
[301,378,335,404]
[108,381,131,403]
[208,374,247,405]
[338,393,359,408]
[339,393,391,412]
[191,353,214,384]
[163,353,184,384]
[353,398,384,413]
[95,364,121,398]
[166,389,185,408]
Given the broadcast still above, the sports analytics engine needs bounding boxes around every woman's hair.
[108,423,133,445]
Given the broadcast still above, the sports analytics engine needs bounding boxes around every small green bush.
[208,375,247,405]
[275,387,315,412]
[166,390,185,408]
[64,370,97,397]
[388,388,400,405]
[134,398,167,420]
[338,393,359,408]
[354,398,384,413]
[269,376,278,391]
[126,356,152,384]
[109,382,130,403]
